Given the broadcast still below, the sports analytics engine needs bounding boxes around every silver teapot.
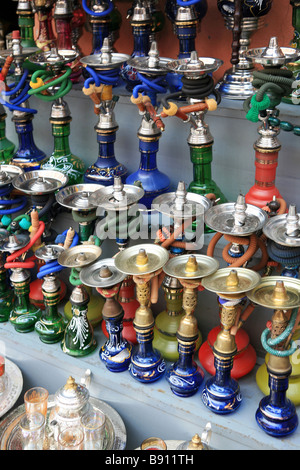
[49,370,92,442]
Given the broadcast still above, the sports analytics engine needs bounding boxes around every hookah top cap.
[80,257,126,288]
[130,1,152,22]
[166,51,223,79]
[35,244,65,262]
[152,180,212,219]
[88,176,144,211]
[263,204,300,247]
[55,184,103,212]
[0,233,29,252]
[80,38,130,71]
[204,194,268,236]
[247,276,300,309]
[163,254,219,280]
[114,243,169,276]
[0,165,24,187]
[127,41,172,76]
[57,244,102,269]
[13,169,68,195]
[201,267,261,296]
[29,47,78,71]
[246,37,300,66]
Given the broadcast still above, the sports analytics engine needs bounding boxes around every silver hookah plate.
[0,165,24,188]
[28,48,78,68]
[204,201,268,236]
[80,258,126,288]
[0,233,29,252]
[35,244,65,262]
[55,184,103,212]
[0,47,40,62]
[57,244,102,269]
[12,170,68,195]
[245,37,300,66]
[152,191,212,220]
[80,52,130,71]
[163,254,219,280]
[127,56,173,76]
[88,182,144,212]
[263,208,300,247]
[166,53,223,78]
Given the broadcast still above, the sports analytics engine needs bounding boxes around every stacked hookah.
[88,175,144,343]
[217,0,273,100]
[27,47,86,184]
[126,41,171,209]
[80,38,129,185]
[161,51,227,208]
[162,253,219,397]
[201,267,261,413]
[57,243,102,356]
[247,276,300,437]
[0,31,47,171]
[55,181,105,326]
[151,180,212,361]
[200,194,269,379]
[243,37,300,208]
[256,204,300,406]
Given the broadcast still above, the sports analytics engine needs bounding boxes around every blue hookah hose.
[37,229,79,279]
[132,73,168,106]
[1,68,37,114]
[83,66,120,88]
[0,186,27,216]
[176,0,202,5]
[261,308,299,357]
[81,0,114,17]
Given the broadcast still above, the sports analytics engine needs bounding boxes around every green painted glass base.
[64,286,104,326]
[9,305,41,333]
[61,331,97,357]
[35,316,67,344]
[41,153,85,186]
[0,116,15,164]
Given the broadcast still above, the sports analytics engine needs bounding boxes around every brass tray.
[0,395,126,450]
[0,359,23,419]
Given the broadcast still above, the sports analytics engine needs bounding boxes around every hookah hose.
[4,220,45,270]
[0,62,37,114]
[81,0,114,17]
[261,308,300,357]
[0,185,27,216]
[96,208,142,242]
[132,73,168,107]
[267,240,300,267]
[243,68,294,123]
[28,67,73,101]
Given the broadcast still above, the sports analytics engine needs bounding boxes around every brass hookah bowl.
[247,277,300,437]
[200,193,268,379]
[201,267,261,414]
[162,253,219,397]
[151,180,212,361]
[55,182,105,326]
[80,257,133,372]
[114,243,169,383]
[57,243,102,357]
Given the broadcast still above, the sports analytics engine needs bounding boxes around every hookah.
[114,243,169,383]
[216,0,273,99]
[81,0,117,54]
[55,182,105,326]
[243,37,300,208]
[80,257,133,372]
[32,0,56,51]
[247,277,300,437]
[57,243,102,356]
[201,194,269,379]
[162,51,227,208]
[0,219,45,333]
[80,38,130,185]
[0,164,27,231]
[120,0,153,91]
[126,41,171,209]
[89,175,144,342]
[151,180,212,361]
[256,204,300,405]
[162,253,219,397]
[27,47,86,185]
[33,243,67,344]
[0,31,47,170]
[201,267,261,414]
[16,0,36,49]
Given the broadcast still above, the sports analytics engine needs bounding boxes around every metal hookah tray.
[55,184,102,211]
[88,184,144,211]
[29,49,78,67]
[80,258,127,288]
[13,170,68,195]
[152,191,212,219]
[246,46,300,66]
[204,202,268,236]
[0,165,23,187]
[127,56,173,75]
[263,213,300,247]
[166,57,223,77]
[0,396,126,450]
[163,254,219,280]
[81,53,130,70]
[0,359,23,419]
